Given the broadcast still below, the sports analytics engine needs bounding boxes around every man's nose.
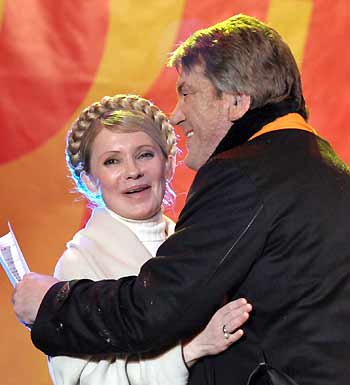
[170,101,185,126]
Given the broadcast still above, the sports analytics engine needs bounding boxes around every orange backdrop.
[0,1,349,383]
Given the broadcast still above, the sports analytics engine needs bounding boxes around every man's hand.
[12,272,59,327]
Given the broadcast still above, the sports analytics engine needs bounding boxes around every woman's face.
[85,128,173,220]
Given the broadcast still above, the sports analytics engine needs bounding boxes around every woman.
[50,94,252,385]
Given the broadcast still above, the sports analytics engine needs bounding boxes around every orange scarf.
[249,113,317,141]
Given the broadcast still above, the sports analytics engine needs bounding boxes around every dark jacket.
[32,102,350,385]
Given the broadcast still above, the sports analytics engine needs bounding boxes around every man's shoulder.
[213,129,316,161]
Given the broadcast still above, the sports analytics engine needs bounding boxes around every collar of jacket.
[211,99,311,158]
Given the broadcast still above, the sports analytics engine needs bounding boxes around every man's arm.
[30,159,267,356]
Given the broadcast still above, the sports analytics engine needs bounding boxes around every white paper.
[0,223,30,287]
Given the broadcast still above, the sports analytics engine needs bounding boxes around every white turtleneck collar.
[106,208,167,257]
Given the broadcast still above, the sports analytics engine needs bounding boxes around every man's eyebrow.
[176,82,193,94]
[176,82,185,94]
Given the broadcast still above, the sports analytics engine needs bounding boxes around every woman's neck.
[106,208,166,257]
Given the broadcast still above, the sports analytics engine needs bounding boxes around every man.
[13,14,350,384]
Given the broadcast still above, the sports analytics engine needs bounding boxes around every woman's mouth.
[125,185,151,194]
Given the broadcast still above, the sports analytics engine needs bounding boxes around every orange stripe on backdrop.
[302,0,350,163]
[0,2,109,384]
[147,0,270,218]
[0,0,108,164]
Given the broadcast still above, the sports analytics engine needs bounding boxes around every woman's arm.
[182,298,252,367]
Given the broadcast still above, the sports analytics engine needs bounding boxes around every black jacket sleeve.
[31,158,267,356]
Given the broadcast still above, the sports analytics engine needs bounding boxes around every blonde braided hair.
[66,94,177,206]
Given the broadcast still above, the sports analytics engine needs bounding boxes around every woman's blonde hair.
[66,94,177,206]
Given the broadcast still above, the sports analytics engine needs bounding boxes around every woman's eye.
[139,152,154,159]
[104,158,119,166]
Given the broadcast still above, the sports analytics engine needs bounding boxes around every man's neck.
[211,99,307,158]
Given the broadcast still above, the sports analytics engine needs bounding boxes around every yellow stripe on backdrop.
[92,0,185,97]
[267,0,313,67]
[0,1,184,384]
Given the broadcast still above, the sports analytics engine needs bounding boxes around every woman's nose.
[125,159,143,179]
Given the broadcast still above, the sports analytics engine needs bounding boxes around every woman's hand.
[182,298,252,367]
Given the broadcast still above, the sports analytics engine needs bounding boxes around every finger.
[221,302,252,324]
[216,298,249,318]
[225,328,245,344]
[222,299,252,318]
[224,310,251,333]
[23,272,36,279]
[226,298,248,310]
[11,281,22,304]
[231,302,252,317]
[22,272,31,280]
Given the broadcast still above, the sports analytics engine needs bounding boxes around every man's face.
[170,63,234,170]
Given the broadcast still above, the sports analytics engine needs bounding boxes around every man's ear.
[165,155,176,182]
[228,94,251,121]
[81,171,99,194]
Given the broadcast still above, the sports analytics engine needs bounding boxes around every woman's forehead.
[94,129,157,147]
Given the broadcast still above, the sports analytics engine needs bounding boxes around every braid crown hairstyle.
[66,94,177,207]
